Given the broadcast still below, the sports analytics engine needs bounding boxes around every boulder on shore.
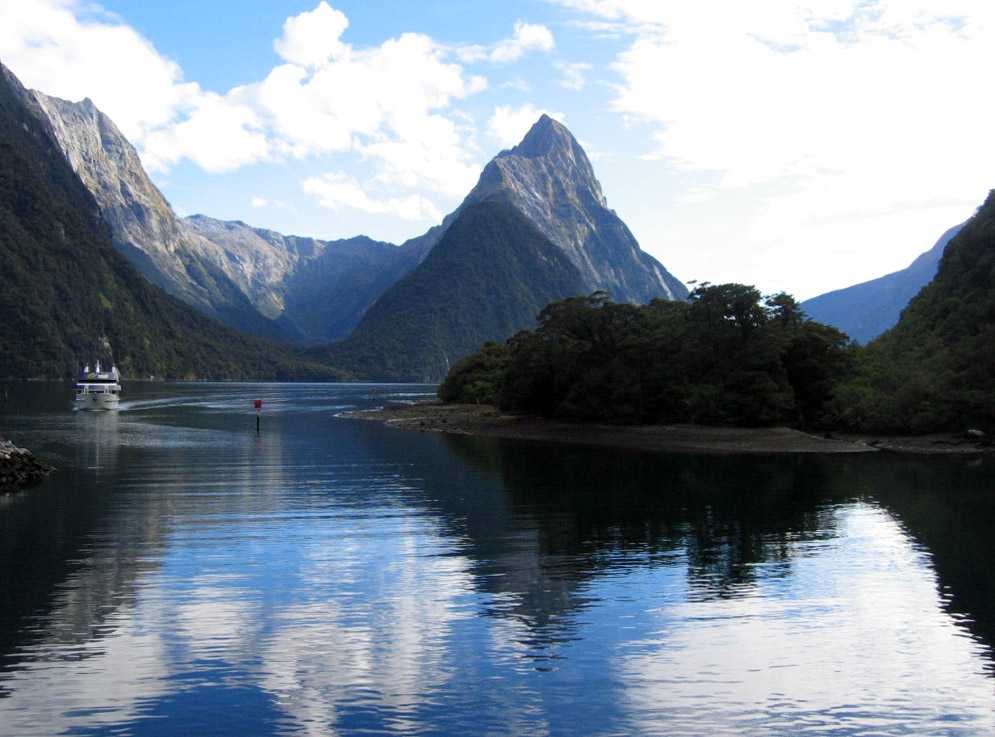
[0,438,53,494]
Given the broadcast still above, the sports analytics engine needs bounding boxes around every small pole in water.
[254,399,262,434]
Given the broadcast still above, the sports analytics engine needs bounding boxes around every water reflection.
[0,383,992,736]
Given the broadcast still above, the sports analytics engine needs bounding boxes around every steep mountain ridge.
[464,115,687,302]
[18,88,295,338]
[0,62,341,380]
[310,116,690,380]
[14,70,687,368]
[313,199,588,381]
[802,223,965,342]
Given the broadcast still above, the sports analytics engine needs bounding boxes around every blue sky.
[2,1,992,298]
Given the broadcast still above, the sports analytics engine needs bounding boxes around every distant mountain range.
[802,223,965,343]
[0,63,343,380]
[11,68,687,380]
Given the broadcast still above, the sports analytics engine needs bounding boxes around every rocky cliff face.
[23,91,304,337]
[0,62,344,380]
[802,223,965,343]
[18,81,685,353]
[464,115,687,302]
[184,216,421,343]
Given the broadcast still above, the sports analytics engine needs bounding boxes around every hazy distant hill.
[183,215,434,343]
[802,223,964,343]
[0,63,342,380]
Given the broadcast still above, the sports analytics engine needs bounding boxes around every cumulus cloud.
[140,92,271,173]
[302,172,443,222]
[273,1,349,68]
[488,104,567,148]
[0,0,198,142]
[457,21,555,63]
[0,0,498,216]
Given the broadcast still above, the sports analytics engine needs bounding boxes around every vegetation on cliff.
[312,199,587,381]
[0,66,345,381]
[830,192,995,433]
[444,190,995,435]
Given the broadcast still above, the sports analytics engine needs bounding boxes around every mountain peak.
[511,114,578,159]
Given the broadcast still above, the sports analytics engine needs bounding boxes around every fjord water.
[0,384,992,736]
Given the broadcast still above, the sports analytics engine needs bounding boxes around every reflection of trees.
[437,436,847,627]
[848,455,995,671]
[435,435,995,673]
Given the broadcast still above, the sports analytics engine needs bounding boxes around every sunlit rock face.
[24,90,291,337]
[465,115,688,303]
[184,215,428,343]
[23,87,685,352]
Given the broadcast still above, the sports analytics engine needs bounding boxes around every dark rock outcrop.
[0,439,53,494]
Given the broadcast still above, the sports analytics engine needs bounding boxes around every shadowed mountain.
[835,192,994,432]
[313,199,588,380]
[183,215,431,343]
[802,223,964,343]
[17,88,299,339]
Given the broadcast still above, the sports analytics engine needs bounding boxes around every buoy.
[254,399,263,434]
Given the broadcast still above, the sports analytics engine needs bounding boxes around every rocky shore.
[345,402,881,455]
[0,438,53,494]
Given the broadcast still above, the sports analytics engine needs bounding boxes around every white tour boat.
[74,361,121,409]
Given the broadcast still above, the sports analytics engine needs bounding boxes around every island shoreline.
[343,401,992,456]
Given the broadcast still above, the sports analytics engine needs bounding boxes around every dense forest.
[442,193,995,435]
[830,191,995,433]
[440,285,852,427]
[0,67,345,381]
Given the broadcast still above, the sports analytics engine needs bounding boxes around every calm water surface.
[0,382,992,736]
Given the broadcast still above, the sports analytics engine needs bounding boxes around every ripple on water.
[0,383,993,736]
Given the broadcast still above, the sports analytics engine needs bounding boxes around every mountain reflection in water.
[0,382,992,736]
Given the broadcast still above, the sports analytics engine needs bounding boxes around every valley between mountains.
[3,59,686,381]
[0,56,984,421]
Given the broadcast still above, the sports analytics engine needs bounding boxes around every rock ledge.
[0,438,53,494]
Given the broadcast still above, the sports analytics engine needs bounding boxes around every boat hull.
[74,393,120,410]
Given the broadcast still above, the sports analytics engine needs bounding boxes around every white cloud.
[491,21,555,62]
[302,172,443,222]
[457,21,555,63]
[273,1,349,68]
[0,1,492,217]
[556,0,995,296]
[488,104,567,148]
[140,92,271,173]
[557,61,592,90]
[0,0,198,142]
[250,196,269,208]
